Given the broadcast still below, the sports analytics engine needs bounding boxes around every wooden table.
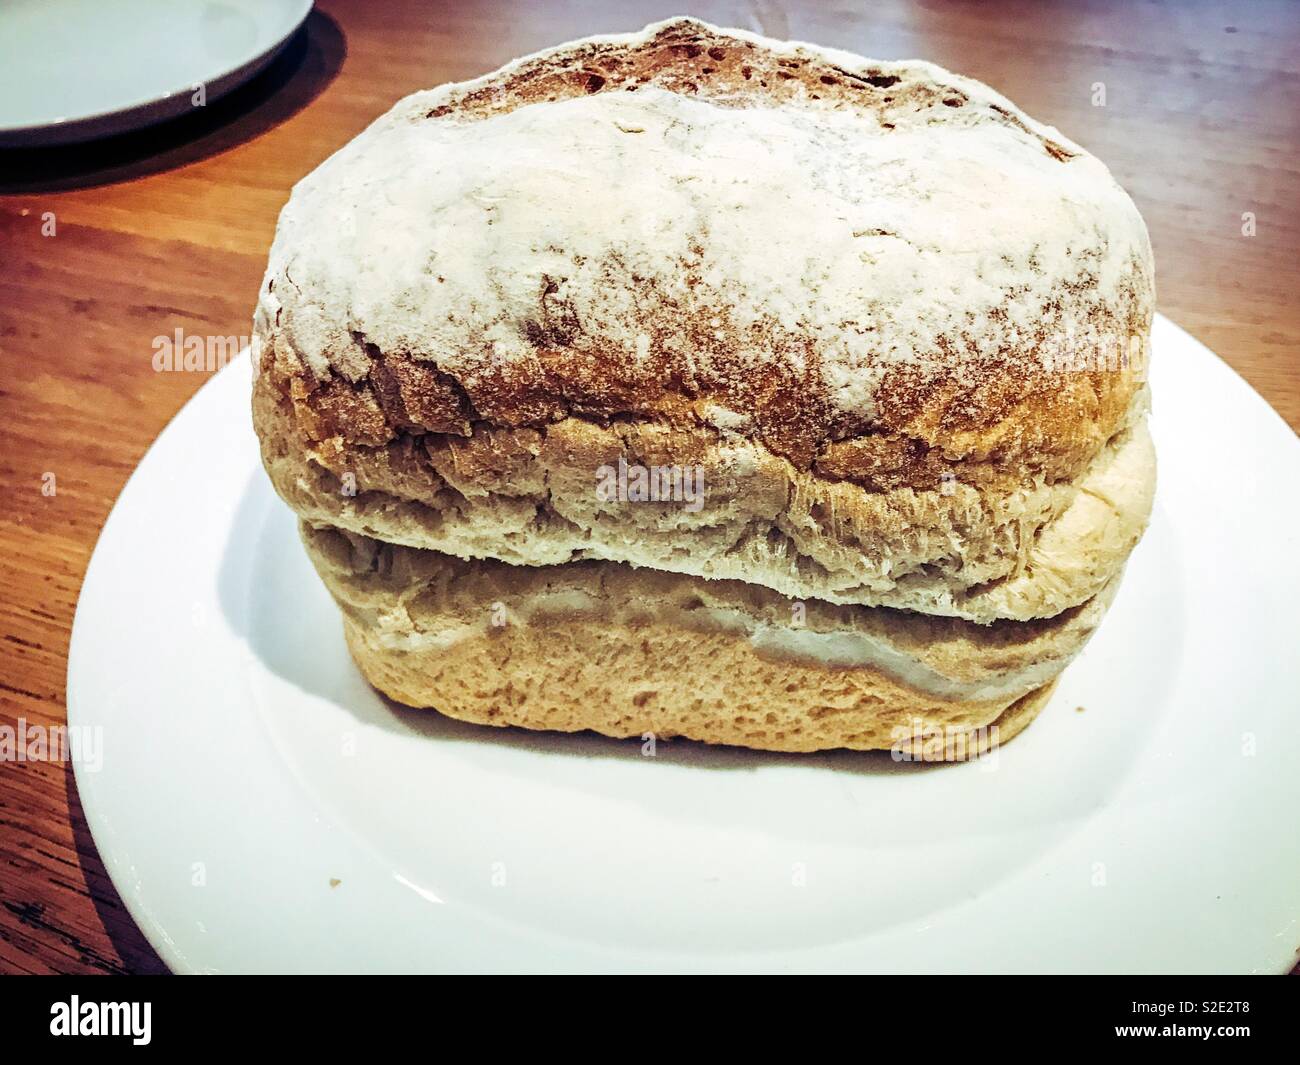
[1,0,1296,975]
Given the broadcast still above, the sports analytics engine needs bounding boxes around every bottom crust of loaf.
[346,604,1058,759]
[301,521,1085,757]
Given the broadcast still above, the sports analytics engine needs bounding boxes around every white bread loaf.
[252,17,1156,753]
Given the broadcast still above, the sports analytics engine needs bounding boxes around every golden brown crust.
[256,367,1154,623]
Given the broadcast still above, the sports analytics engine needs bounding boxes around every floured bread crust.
[301,523,1099,754]
[251,16,1155,622]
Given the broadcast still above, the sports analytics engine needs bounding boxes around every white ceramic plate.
[67,315,1300,973]
[0,0,312,146]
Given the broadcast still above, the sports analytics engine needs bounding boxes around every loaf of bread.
[252,17,1155,756]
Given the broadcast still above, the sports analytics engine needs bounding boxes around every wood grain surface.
[1,0,1296,975]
